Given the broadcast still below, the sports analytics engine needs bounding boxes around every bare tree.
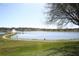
[46,3,79,28]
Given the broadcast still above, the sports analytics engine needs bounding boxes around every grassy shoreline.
[0,38,79,56]
[0,32,79,56]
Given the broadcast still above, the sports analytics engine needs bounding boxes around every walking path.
[2,32,16,39]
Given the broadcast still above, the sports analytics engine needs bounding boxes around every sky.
[0,3,79,29]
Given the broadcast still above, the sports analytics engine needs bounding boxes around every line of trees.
[0,27,79,32]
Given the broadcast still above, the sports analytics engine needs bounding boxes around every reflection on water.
[11,31,79,40]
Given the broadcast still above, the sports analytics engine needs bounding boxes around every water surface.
[0,32,5,35]
[11,31,79,40]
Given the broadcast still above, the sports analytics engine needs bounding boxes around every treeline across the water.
[0,27,79,32]
[41,28,79,32]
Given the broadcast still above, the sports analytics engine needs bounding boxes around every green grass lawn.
[0,38,79,56]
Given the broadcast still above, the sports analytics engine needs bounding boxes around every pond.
[0,32,5,35]
[11,31,79,40]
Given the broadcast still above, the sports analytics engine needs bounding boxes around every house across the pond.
[11,29,17,33]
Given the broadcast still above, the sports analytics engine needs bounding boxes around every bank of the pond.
[0,31,79,56]
[0,38,79,56]
[2,32,16,39]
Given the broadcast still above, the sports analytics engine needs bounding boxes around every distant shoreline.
[0,27,79,32]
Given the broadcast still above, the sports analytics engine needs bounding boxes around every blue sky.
[0,3,79,29]
[0,3,47,28]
